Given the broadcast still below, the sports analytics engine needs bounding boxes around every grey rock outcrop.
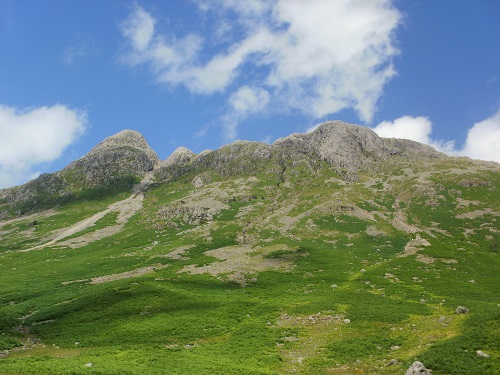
[0,120,451,215]
[0,130,159,213]
[383,138,443,159]
[0,173,67,213]
[273,121,444,181]
[61,130,159,187]
[305,121,388,162]
[155,140,272,182]
[162,146,196,169]
[192,172,212,188]
[153,121,448,185]
[86,130,158,163]
[195,141,272,175]
[157,204,218,226]
[405,361,432,375]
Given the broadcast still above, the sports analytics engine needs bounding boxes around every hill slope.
[0,121,499,374]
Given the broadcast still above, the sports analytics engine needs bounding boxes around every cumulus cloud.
[120,1,401,139]
[121,5,155,53]
[373,116,433,144]
[268,0,400,121]
[373,116,456,153]
[373,110,500,163]
[461,108,500,162]
[0,104,87,188]
[222,86,270,141]
[228,86,270,114]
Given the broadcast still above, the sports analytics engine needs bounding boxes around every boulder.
[476,350,490,358]
[455,306,469,314]
[405,361,432,375]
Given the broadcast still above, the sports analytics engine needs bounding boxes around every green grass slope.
[0,155,498,375]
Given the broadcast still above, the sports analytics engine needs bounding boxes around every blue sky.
[0,0,499,188]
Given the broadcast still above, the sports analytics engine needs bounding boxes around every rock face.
[195,141,272,175]
[405,361,432,375]
[0,130,159,214]
[0,173,66,214]
[304,121,388,162]
[61,130,159,187]
[273,121,444,181]
[192,172,212,188]
[155,121,446,185]
[0,121,449,214]
[162,146,195,169]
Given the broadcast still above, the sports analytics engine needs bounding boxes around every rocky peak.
[86,129,159,165]
[305,120,388,161]
[272,121,388,180]
[0,121,450,214]
[162,146,196,168]
[0,130,162,214]
[61,129,159,188]
[272,120,444,181]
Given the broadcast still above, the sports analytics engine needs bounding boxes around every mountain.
[0,129,159,216]
[63,129,159,185]
[0,121,498,375]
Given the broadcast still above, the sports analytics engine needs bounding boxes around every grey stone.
[162,146,195,168]
[405,361,432,375]
[387,359,398,366]
[476,350,490,358]
[455,306,469,314]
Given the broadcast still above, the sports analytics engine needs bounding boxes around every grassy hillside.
[0,153,498,374]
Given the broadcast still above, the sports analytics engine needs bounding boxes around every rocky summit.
[62,129,160,187]
[0,129,159,215]
[0,121,450,215]
[0,120,498,375]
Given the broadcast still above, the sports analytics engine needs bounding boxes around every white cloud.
[373,115,456,154]
[373,110,500,163]
[268,0,400,122]
[461,108,500,163]
[121,5,155,52]
[373,116,433,144]
[222,86,270,141]
[0,104,87,188]
[120,1,401,138]
[228,86,269,114]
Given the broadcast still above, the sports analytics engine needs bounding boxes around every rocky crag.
[0,121,493,216]
[0,130,158,215]
[155,121,445,186]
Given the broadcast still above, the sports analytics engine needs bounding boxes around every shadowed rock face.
[61,129,159,187]
[0,173,66,214]
[0,130,159,213]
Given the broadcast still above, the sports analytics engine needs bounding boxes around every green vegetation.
[0,155,498,375]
